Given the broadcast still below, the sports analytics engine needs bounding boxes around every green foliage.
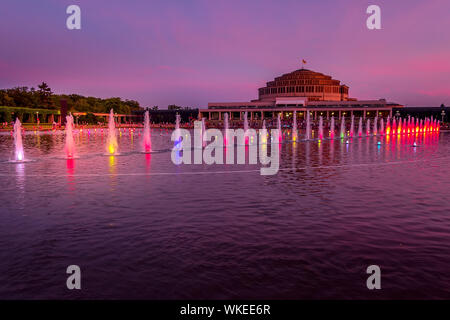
[0,83,142,114]
[77,112,101,124]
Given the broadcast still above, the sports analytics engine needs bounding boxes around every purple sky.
[1,0,449,108]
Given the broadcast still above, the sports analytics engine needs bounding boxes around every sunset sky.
[1,0,449,108]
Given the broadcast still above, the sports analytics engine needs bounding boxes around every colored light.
[108,144,115,154]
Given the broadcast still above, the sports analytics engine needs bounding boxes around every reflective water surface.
[1,129,450,299]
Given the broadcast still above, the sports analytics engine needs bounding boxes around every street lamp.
[36,111,39,125]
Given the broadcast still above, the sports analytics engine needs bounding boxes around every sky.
[1,0,449,108]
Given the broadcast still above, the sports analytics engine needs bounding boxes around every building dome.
[258,68,349,102]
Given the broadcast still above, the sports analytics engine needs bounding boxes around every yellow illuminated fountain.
[106,109,118,155]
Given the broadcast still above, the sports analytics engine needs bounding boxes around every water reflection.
[66,158,76,193]
[15,162,25,210]
[109,155,117,190]
[145,153,151,174]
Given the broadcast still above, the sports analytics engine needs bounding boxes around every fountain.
[373,117,378,135]
[358,117,363,137]
[224,113,229,145]
[13,118,24,162]
[380,118,384,135]
[366,119,371,136]
[386,116,391,135]
[340,116,345,139]
[65,113,76,158]
[201,118,206,147]
[107,109,118,154]
[349,115,354,138]
[143,110,152,153]
[330,116,335,139]
[277,113,282,143]
[292,111,298,141]
[407,116,411,134]
[306,111,311,140]
[398,118,402,135]
[244,111,249,144]
[261,119,267,144]
[318,116,324,140]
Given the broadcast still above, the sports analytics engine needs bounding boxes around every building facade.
[199,68,403,122]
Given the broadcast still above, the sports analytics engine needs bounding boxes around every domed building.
[258,69,350,102]
[200,66,403,121]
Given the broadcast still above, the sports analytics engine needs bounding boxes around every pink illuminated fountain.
[277,113,282,143]
[366,119,370,136]
[330,116,335,139]
[65,113,76,158]
[318,116,324,140]
[358,117,363,137]
[349,115,354,138]
[143,110,152,153]
[13,118,24,162]
[223,112,229,145]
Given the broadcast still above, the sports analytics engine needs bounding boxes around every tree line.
[0,82,141,115]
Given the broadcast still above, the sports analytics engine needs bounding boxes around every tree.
[37,82,53,107]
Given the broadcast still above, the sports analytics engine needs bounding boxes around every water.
[65,114,76,158]
[107,109,118,155]
[340,117,345,139]
[350,116,354,138]
[143,111,152,153]
[373,117,378,136]
[13,118,24,162]
[358,117,363,138]
[330,116,335,139]
[306,112,311,140]
[201,118,206,147]
[277,114,282,142]
[292,112,298,141]
[0,128,449,299]
[224,113,229,145]
[318,116,324,140]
